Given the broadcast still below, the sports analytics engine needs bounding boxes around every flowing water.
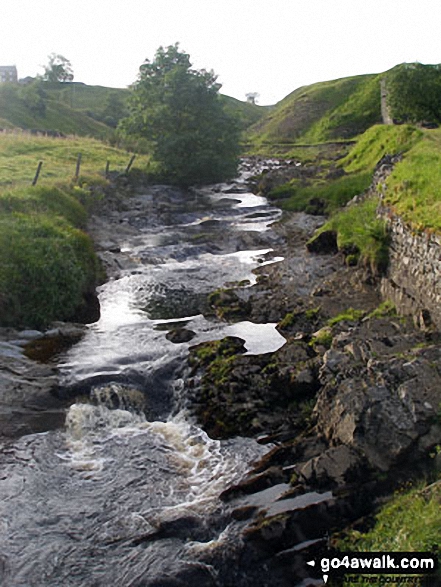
[0,161,289,586]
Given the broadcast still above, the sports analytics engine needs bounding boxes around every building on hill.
[0,66,18,83]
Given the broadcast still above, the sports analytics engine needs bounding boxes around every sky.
[2,0,441,105]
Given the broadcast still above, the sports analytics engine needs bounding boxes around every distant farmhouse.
[0,66,18,83]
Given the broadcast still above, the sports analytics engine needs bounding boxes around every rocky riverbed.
[1,159,441,586]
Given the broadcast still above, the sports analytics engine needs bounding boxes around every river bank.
[178,161,441,585]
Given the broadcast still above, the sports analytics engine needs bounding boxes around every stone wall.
[374,155,441,329]
[380,211,441,329]
[380,79,393,125]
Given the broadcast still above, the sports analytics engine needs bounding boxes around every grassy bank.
[270,125,427,272]
[0,131,150,189]
[0,133,151,328]
[0,207,99,328]
[384,128,441,231]
[335,478,441,585]
[269,125,421,211]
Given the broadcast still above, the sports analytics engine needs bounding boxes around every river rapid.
[0,161,290,586]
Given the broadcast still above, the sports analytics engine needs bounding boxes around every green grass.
[336,479,441,585]
[0,132,151,328]
[0,132,151,189]
[248,73,382,148]
[327,307,365,326]
[310,196,390,273]
[42,82,128,114]
[0,83,113,138]
[384,129,441,231]
[367,300,397,319]
[0,185,88,227]
[269,171,372,214]
[342,124,423,173]
[220,95,269,132]
[0,212,100,328]
[0,81,264,143]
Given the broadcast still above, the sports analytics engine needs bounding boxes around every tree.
[101,93,127,127]
[42,53,74,83]
[246,92,259,105]
[386,63,441,125]
[19,80,47,116]
[120,44,240,186]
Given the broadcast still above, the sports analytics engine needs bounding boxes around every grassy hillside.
[43,82,127,112]
[0,131,151,189]
[0,81,265,141]
[0,83,113,138]
[248,73,383,149]
[220,95,270,132]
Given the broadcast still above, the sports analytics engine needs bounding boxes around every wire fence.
[31,153,136,186]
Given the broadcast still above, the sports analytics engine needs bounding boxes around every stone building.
[0,66,18,83]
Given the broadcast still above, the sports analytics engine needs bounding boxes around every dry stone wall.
[380,211,441,329]
[374,155,441,329]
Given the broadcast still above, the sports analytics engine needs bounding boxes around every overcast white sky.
[3,0,441,105]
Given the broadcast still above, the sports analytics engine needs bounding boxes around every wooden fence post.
[105,160,110,178]
[32,161,43,186]
[74,152,82,181]
[125,155,136,174]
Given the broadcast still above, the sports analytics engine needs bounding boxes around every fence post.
[125,155,136,174]
[105,160,110,178]
[32,161,43,186]
[74,152,82,181]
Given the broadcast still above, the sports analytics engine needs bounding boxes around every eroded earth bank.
[1,160,441,586]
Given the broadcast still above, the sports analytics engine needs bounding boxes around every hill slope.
[0,81,265,140]
[248,72,383,148]
[0,83,115,138]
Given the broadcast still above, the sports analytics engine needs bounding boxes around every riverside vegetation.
[0,132,152,327]
[3,58,441,583]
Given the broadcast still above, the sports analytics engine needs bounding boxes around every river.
[0,160,291,586]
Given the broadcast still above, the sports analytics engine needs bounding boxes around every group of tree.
[119,43,241,186]
[13,46,241,186]
[386,63,441,125]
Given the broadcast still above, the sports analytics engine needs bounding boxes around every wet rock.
[24,323,86,362]
[306,230,338,254]
[17,329,44,341]
[221,466,286,502]
[314,349,441,471]
[166,327,196,344]
[207,288,251,321]
[0,347,66,438]
[299,445,365,489]
[185,337,320,439]
[242,488,336,553]
[304,197,326,215]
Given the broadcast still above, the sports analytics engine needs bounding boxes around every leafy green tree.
[386,63,441,124]
[42,53,74,83]
[120,44,240,186]
[19,80,47,116]
[101,93,127,128]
